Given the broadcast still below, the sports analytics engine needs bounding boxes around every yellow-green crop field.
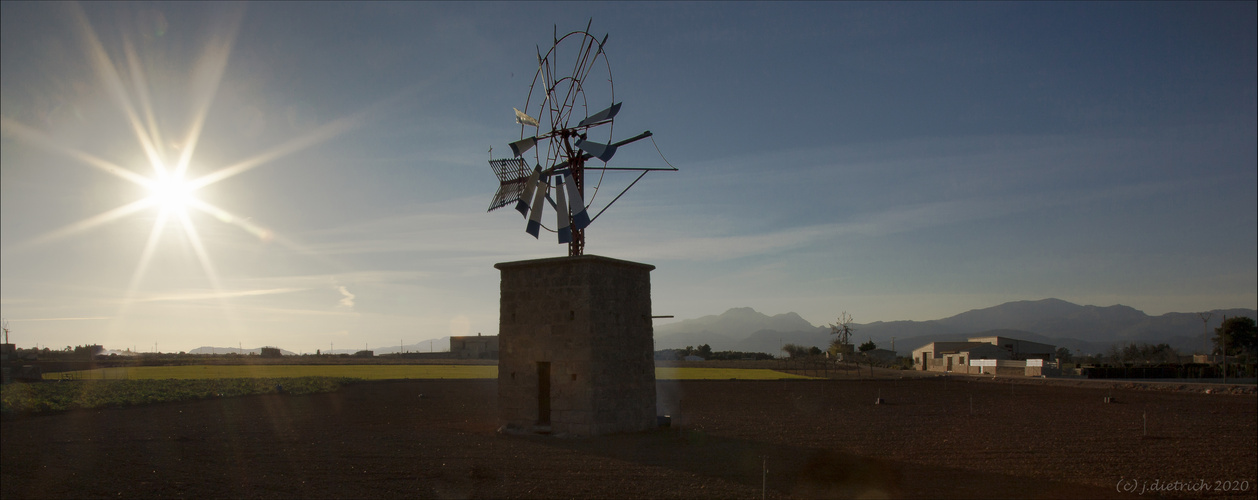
[46,365,812,381]
[5,366,811,415]
[655,367,812,380]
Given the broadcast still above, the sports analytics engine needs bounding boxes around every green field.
[45,365,811,381]
[2,377,351,415]
[4,366,810,415]
[46,364,496,381]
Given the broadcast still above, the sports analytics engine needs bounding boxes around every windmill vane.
[486,22,676,257]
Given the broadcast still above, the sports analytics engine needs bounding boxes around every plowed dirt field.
[3,377,1255,498]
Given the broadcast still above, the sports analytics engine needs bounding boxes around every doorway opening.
[537,361,551,425]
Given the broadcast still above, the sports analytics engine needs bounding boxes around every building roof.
[913,336,1057,359]
[967,336,1055,353]
[912,341,987,354]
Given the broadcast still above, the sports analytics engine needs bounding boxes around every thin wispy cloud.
[7,316,112,322]
[191,304,363,319]
[138,287,306,303]
[234,271,431,289]
[337,286,355,309]
[602,173,1186,264]
[293,197,557,260]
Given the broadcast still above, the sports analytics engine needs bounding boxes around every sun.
[146,169,198,214]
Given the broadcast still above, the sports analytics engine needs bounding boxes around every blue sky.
[2,2,1255,353]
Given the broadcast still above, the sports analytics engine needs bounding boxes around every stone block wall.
[495,255,656,436]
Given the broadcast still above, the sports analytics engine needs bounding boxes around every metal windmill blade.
[524,173,548,238]
[514,166,541,217]
[554,174,572,243]
[577,102,621,127]
[560,169,590,231]
[509,137,537,157]
[574,137,616,162]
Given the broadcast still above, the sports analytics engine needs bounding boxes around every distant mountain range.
[653,299,1257,356]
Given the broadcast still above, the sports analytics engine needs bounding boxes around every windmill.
[488,21,676,257]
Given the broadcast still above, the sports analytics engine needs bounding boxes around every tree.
[1109,342,1178,364]
[1143,343,1179,364]
[858,340,876,353]
[1214,316,1258,357]
[697,344,713,359]
[808,346,823,356]
[782,343,809,358]
[1054,347,1073,363]
[706,350,774,361]
[1078,353,1105,365]
[1106,343,1123,364]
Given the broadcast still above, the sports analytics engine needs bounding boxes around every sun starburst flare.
[0,4,347,334]
[1,2,442,347]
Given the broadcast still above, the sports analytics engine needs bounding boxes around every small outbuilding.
[450,334,499,359]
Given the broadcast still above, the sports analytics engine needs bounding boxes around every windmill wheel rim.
[518,29,614,233]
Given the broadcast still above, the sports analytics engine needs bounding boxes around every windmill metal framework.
[488,22,675,257]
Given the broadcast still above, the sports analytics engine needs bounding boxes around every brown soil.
[3,377,1255,499]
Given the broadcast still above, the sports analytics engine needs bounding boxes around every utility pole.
[1198,312,1213,359]
[1222,315,1228,383]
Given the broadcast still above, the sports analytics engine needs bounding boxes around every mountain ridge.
[653,299,1256,356]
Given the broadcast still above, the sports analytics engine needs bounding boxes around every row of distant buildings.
[912,335,1057,376]
[452,333,1061,376]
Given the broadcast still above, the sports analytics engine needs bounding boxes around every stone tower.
[495,255,656,436]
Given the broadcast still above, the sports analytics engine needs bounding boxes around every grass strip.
[45,364,497,381]
[1,376,355,416]
[5,366,812,416]
[46,365,812,381]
